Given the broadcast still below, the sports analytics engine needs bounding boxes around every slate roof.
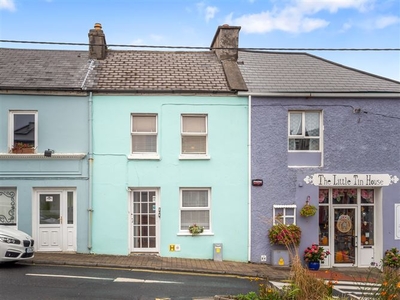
[0,48,92,91]
[90,50,231,93]
[238,50,400,94]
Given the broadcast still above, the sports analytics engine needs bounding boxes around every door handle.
[59,216,62,224]
[158,207,161,218]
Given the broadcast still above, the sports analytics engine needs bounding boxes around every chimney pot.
[94,23,102,30]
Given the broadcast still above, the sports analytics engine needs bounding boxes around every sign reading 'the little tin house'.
[304,174,399,187]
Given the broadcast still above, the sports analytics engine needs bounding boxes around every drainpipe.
[247,95,252,262]
[88,91,94,251]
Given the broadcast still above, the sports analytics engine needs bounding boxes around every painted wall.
[0,94,90,252]
[91,95,249,261]
[250,97,400,263]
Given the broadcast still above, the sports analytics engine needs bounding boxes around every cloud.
[225,0,375,34]
[205,6,219,22]
[0,0,16,11]
[374,15,400,29]
[196,2,219,22]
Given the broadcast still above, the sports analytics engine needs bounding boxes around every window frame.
[8,111,38,153]
[129,113,159,160]
[0,188,17,226]
[179,188,211,235]
[273,205,296,225]
[180,114,209,159]
[288,111,322,152]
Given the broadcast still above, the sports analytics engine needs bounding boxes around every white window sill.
[0,153,87,160]
[128,154,160,160]
[177,232,214,236]
[179,154,210,160]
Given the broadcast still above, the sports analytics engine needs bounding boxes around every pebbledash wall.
[90,95,249,261]
[250,97,400,267]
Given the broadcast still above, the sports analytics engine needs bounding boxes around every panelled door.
[33,189,76,252]
[130,189,159,253]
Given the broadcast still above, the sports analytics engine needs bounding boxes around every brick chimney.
[88,23,107,60]
[210,24,247,92]
[210,24,241,61]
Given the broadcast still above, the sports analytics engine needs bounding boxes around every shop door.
[333,207,357,266]
[130,190,159,252]
[34,190,76,252]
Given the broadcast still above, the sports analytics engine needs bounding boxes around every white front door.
[130,189,159,253]
[33,189,76,252]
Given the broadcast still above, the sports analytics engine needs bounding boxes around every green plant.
[382,247,400,269]
[268,223,301,246]
[303,244,330,263]
[299,202,317,217]
[188,224,204,234]
[12,142,33,149]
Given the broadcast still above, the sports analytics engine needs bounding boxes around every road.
[0,263,260,300]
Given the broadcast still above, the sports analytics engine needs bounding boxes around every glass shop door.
[333,207,357,266]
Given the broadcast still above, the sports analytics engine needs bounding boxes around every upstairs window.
[288,111,321,151]
[9,111,37,152]
[181,115,207,156]
[131,114,157,156]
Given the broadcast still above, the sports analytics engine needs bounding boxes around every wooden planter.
[11,147,35,154]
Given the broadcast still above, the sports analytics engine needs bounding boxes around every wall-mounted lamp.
[44,149,55,157]
[252,179,263,186]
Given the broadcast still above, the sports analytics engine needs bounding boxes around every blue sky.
[1,0,399,81]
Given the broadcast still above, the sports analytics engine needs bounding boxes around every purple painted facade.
[250,97,400,267]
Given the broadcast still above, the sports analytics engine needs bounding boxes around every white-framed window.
[181,115,208,157]
[273,205,296,225]
[288,111,321,151]
[130,114,158,158]
[180,188,210,233]
[9,111,38,152]
[0,188,17,226]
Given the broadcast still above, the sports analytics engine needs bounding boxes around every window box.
[11,147,35,154]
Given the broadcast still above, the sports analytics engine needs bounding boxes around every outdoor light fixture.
[44,149,54,157]
[252,179,263,186]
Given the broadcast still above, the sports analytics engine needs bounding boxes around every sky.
[1,0,399,81]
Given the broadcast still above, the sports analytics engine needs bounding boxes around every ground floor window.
[0,188,16,225]
[180,188,210,232]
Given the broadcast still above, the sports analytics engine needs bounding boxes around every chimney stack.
[210,24,241,61]
[88,23,107,60]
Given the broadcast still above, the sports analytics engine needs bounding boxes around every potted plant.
[303,244,330,271]
[188,224,204,235]
[299,200,317,217]
[11,142,35,154]
[268,223,301,246]
[382,247,400,274]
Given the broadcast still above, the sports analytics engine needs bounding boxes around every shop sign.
[304,173,399,187]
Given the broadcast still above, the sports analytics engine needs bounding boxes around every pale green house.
[89,24,250,261]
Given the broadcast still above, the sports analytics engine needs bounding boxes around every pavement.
[25,252,383,283]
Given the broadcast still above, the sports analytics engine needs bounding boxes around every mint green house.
[89,25,250,261]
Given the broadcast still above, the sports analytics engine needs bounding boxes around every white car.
[0,225,34,263]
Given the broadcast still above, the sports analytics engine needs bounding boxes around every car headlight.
[0,234,21,244]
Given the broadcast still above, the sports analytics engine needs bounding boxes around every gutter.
[237,92,400,98]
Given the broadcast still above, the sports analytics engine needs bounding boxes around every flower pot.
[308,261,320,271]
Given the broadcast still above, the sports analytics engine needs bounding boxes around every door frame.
[128,188,160,253]
[32,188,77,252]
[331,206,358,267]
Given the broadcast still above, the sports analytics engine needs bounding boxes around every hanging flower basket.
[188,224,204,235]
[300,201,317,217]
[268,223,301,246]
